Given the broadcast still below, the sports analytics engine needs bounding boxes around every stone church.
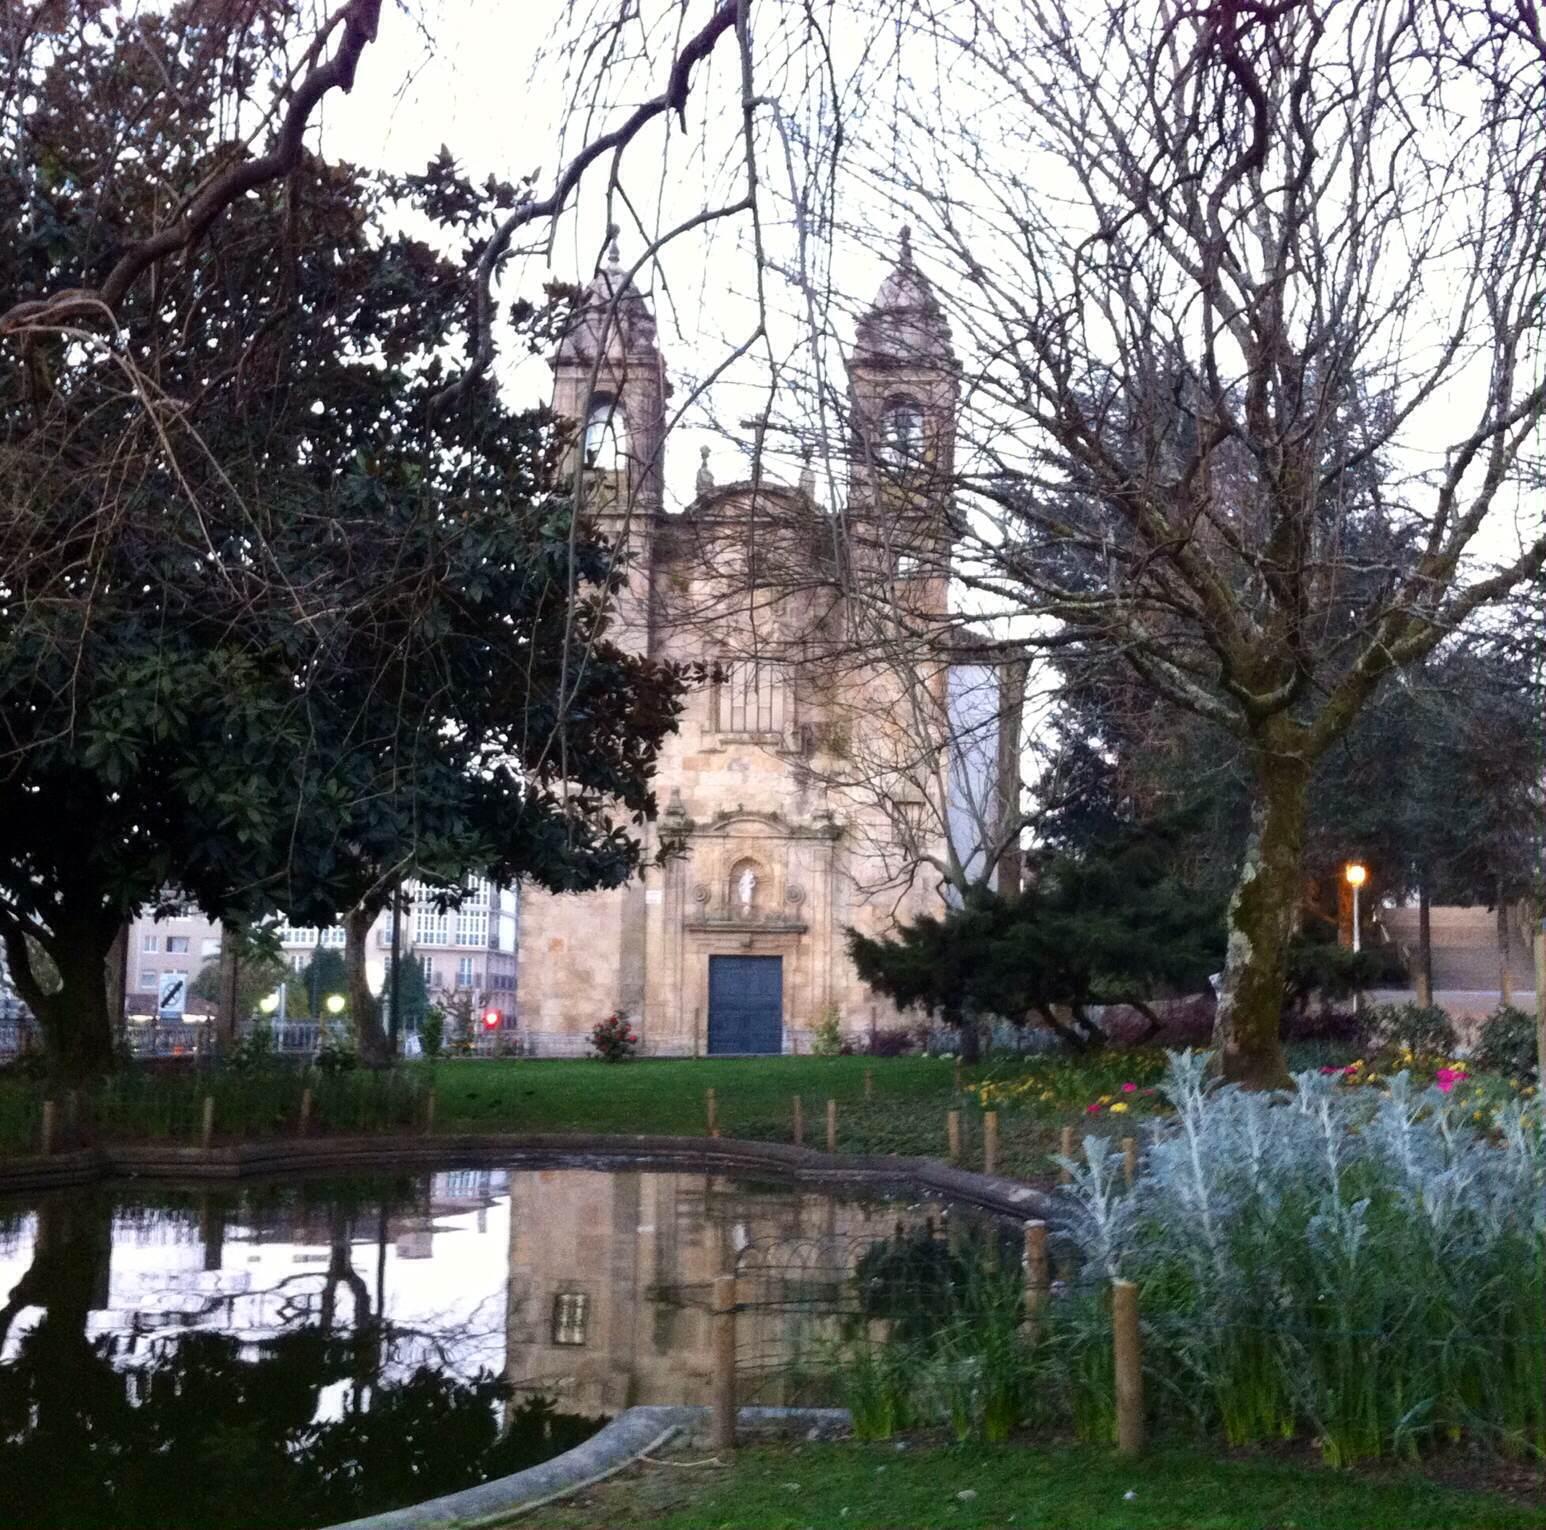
[517,231,1013,1055]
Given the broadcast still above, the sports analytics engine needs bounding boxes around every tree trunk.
[344,903,391,1066]
[1496,878,1513,1007]
[214,930,240,1055]
[2,912,119,1081]
[1416,877,1433,1006]
[1213,746,1306,1090]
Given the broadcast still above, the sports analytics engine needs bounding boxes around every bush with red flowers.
[590,1011,639,1062]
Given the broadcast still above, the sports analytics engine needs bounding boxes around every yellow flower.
[1109,1102,1129,1114]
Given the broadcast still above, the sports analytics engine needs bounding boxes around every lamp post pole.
[389,882,402,1055]
[1352,881,1361,954]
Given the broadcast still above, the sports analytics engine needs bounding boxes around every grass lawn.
[509,1439,1543,1530]
[425,1052,1145,1178]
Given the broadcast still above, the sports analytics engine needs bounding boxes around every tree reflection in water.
[0,1186,601,1530]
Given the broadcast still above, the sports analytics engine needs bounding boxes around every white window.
[552,1292,590,1346]
[276,923,318,946]
[202,938,221,958]
[415,894,449,947]
[456,956,476,989]
[456,882,490,948]
[141,933,159,953]
[166,936,190,954]
[582,395,628,469]
[721,660,783,735]
[320,926,346,948]
[139,968,158,990]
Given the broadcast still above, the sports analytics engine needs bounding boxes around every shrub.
[1365,1000,1457,1057]
[863,1026,915,1057]
[1102,996,1215,1051]
[418,1007,445,1060]
[589,1011,638,1062]
[227,1026,277,1073]
[1281,1006,1366,1047]
[1473,1004,1538,1081]
[809,1005,843,1056]
[314,1030,358,1075]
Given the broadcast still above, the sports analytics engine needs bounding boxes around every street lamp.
[324,993,346,1016]
[1345,862,1368,953]
[258,994,278,1015]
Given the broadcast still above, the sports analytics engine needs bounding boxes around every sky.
[306,0,1541,580]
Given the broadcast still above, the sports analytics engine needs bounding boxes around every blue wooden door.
[707,956,783,1055]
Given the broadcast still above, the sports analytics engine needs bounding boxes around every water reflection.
[0,1169,967,1528]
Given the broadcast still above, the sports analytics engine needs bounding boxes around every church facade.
[517,234,1010,1055]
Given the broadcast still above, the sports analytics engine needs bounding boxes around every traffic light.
[481,1007,502,1030]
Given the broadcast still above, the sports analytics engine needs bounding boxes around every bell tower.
[551,227,668,649]
[845,228,959,607]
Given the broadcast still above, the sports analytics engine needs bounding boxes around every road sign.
[158,972,187,1019]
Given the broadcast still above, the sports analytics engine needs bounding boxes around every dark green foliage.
[1282,931,1396,1017]
[1365,1002,1459,1057]
[299,950,350,1020]
[380,956,430,1036]
[848,815,1224,1048]
[1472,1005,1538,1082]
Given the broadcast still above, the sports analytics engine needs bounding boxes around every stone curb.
[315,1406,851,1530]
[0,1133,1072,1228]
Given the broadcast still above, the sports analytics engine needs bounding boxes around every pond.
[0,1165,993,1529]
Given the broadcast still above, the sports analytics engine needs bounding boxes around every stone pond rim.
[0,1129,1069,1229]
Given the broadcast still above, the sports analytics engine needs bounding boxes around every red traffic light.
[481,1007,502,1030]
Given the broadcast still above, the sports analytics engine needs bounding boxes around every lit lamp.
[1344,862,1368,953]
[258,994,278,1015]
[324,993,347,1016]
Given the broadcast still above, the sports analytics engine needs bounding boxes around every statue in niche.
[736,865,758,913]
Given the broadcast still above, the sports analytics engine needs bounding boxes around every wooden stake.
[1058,1124,1075,1184]
[200,1094,216,1151]
[1113,1278,1145,1457]
[1023,1221,1049,1337]
[947,1108,962,1163]
[792,1094,803,1146]
[826,1098,837,1153]
[299,1087,313,1137]
[1122,1135,1138,1189]
[953,1056,963,1093]
[864,1067,874,1100]
[711,1273,738,1451]
[705,1087,717,1134]
[983,1110,1000,1176]
[424,1088,437,1136]
[40,1099,57,1156]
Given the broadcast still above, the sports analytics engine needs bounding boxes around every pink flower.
[1120,1082,1137,1094]
[1320,1065,1340,1075]
[1434,1066,1468,1093]
[1085,1102,1102,1115]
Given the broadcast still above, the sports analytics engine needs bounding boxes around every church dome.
[854,227,955,368]
[554,227,658,364]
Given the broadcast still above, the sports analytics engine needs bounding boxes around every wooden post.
[200,1094,216,1151]
[1058,1125,1075,1184]
[705,1087,717,1134]
[40,1099,57,1156]
[826,1098,837,1153]
[983,1110,999,1176]
[792,1095,803,1146]
[953,1056,963,1093]
[947,1108,962,1162]
[1122,1135,1138,1189]
[1023,1221,1049,1338]
[424,1088,437,1136]
[299,1087,313,1137]
[711,1272,737,1451]
[864,1067,874,1100]
[1113,1278,1144,1457]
